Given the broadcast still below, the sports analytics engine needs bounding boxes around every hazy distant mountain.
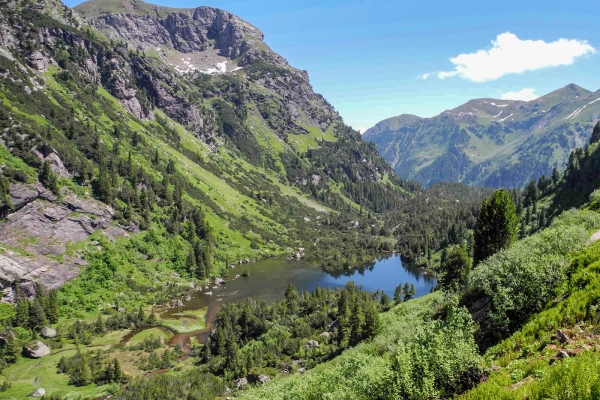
[364,84,600,188]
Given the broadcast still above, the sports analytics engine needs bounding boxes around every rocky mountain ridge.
[365,84,600,188]
[0,0,406,300]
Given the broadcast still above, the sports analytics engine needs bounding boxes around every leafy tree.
[473,189,519,266]
[440,245,471,290]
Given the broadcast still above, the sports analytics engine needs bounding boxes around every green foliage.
[441,245,471,290]
[114,369,226,400]
[474,189,519,266]
[38,160,59,195]
[57,350,127,386]
[391,304,481,399]
[466,210,600,344]
[201,282,382,379]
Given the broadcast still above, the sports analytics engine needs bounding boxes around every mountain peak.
[75,0,189,18]
[75,0,269,75]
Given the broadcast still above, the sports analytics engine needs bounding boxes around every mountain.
[0,0,412,301]
[364,84,600,188]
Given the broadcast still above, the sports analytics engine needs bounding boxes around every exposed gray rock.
[24,341,50,358]
[27,50,47,71]
[33,146,71,178]
[557,350,570,359]
[258,375,270,385]
[235,377,248,388]
[31,388,46,398]
[41,327,57,338]
[557,329,569,344]
[319,331,330,339]
[304,340,319,349]
[214,277,226,285]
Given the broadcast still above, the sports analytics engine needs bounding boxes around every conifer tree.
[393,284,403,303]
[590,121,600,144]
[39,161,58,194]
[15,300,29,328]
[79,353,92,386]
[473,189,519,266]
[440,245,471,290]
[285,284,300,315]
[28,299,48,331]
[46,289,59,324]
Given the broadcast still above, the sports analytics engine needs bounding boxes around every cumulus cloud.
[418,73,431,80]
[500,88,539,101]
[423,32,595,82]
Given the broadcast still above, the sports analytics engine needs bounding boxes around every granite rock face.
[0,183,125,301]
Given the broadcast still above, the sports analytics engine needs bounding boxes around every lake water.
[157,253,436,347]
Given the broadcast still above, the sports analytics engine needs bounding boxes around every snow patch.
[490,102,509,107]
[498,113,513,122]
[493,110,503,118]
[565,106,585,120]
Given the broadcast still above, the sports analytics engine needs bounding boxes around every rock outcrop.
[0,183,126,300]
[24,341,51,358]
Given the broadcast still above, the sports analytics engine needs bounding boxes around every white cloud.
[500,88,539,101]
[418,73,431,80]
[428,32,595,82]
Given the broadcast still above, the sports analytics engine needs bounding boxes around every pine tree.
[590,121,600,144]
[440,245,471,290]
[380,292,390,309]
[285,283,300,315]
[363,303,380,338]
[393,284,403,303]
[79,353,92,386]
[473,189,519,266]
[93,314,106,334]
[112,358,124,383]
[96,165,112,203]
[136,305,146,327]
[46,290,59,324]
[402,283,412,301]
[15,300,29,328]
[349,301,364,346]
[28,299,48,331]
[148,309,158,326]
[39,161,58,194]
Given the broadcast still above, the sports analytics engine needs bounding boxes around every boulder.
[557,350,570,359]
[297,367,306,374]
[31,388,46,398]
[258,375,270,385]
[24,341,50,358]
[556,329,569,344]
[319,331,330,339]
[235,377,248,388]
[215,277,226,285]
[41,327,57,338]
[304,340,319,349]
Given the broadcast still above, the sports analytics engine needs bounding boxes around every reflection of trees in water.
[327,261,376,278]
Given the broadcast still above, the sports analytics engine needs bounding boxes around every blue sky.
[66,0,599,132]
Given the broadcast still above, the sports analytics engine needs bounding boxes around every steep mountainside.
[364,84,600,188]
[0,0,411,302]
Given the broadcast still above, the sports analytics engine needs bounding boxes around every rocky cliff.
[0,0,405,302]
